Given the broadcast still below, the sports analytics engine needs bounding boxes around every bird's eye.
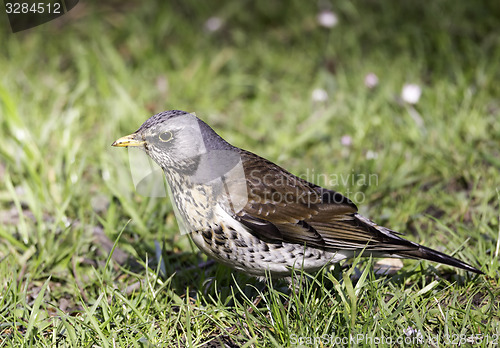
[158,131,173,142]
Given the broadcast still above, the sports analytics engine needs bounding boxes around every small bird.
[112,110,482,278]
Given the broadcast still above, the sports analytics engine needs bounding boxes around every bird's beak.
[111,133,145,147]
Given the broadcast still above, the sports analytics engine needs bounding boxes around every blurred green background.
[0,0,499,346]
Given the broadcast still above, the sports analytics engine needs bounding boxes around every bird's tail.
[396,244,483,274]
[353,213,483,274]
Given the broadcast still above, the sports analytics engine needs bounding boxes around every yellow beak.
[111,134,145,147]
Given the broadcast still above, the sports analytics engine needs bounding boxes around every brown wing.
[228,150,413,252]
[218,149,483,273]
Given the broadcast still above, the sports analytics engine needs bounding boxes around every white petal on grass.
[364,73,379,88]
[13,127,27,141]
[402,83,422,104]
[62,216,71,228]
[341,135,352,146]
[102,169,110,181]
[205,17,223,32]
[403,326,423,342]
[366,150,378,160]
[317,10,338,28]
[374,258,403,275]
[311,88,328,102]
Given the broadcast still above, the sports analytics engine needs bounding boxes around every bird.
[112,110,483,279]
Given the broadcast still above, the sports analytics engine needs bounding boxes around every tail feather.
[353,214,483,274]
[397,245,483,274]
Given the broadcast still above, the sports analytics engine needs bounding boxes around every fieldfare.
[112,110,482,278]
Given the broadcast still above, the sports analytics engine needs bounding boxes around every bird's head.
[112,110,235,175]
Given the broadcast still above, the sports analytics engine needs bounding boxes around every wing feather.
[227,150,418,253]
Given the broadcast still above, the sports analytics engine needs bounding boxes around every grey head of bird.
[112,110,243,185]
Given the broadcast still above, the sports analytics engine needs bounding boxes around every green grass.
[1,0,499,346]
